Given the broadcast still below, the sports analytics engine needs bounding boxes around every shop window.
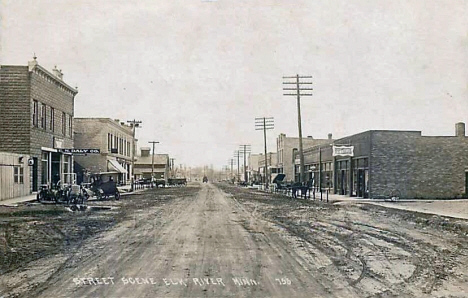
[14,166,24,184]
[63,156,70,184]
[41,152,49,185]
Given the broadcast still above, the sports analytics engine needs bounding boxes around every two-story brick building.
[73,118,134,185]
[0,57,78,193]
[297,123,468,199]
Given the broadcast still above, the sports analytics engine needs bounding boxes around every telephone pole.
[148,141,159,187]
[127,119,142,192]
[255,117,274,187]
[228,158,235,181]
[283,74,313,184]
[239,145,251,183]
[233,150,241,182]
[170,158,175,178]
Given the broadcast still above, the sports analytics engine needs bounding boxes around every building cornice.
[30,65,78,96]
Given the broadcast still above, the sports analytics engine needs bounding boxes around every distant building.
[258,152,279,183]
[73,118,134,185]
[297,123,468,199]
[134,147,170,182]
[0,57,78,192]
[248,153,262,183]
[276,133,333,182]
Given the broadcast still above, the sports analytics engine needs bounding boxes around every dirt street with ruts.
[2,182,468,297]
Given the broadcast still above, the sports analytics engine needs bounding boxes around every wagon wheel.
[81,194,87,205]
[82,191,89,204]
[115,190,120,200]
[37,191,44,203]
[55,191,63,204]
[96,191,103,200]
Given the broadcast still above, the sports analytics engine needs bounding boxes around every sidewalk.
[0,186,149,207]
[257,187,468,220]
[0,193,38,206]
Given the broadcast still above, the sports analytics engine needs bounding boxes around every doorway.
[357,169,365,197]
[32,157,38,191]
[465,172,468,197]
[51,153,61,186]
[340,170,346,195]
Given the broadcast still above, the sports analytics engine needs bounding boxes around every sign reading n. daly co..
[333,146,354,157]
[58,149,100,154]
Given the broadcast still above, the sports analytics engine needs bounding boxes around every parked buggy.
[168,178,187,187]
[37,182,66,203]
[37,173,89,207]
[65,184,89,205]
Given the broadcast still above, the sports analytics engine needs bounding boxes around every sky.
[1,0,467,168]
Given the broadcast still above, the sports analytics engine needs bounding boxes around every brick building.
[297,123,468,199]
[73,118,134,185]
[133,147,169,182]
[276,133,333,182]
[0,58,78,192]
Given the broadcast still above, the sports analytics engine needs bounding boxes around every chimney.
[140,147,151,157]
[52,65,63,80]
[456,122,465,137]
[328,133,333,140]
[28,54,38,71]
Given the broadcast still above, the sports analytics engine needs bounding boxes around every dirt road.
[27,183,333,298]
[2,182,468,297]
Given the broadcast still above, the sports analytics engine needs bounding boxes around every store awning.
[108,159,128,174]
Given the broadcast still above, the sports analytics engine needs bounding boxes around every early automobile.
[89,172,121,200]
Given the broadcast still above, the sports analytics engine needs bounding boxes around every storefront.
[299,126,468,199]
[352,157,369,198]
[107,158,128,184]
[40,147,74,187]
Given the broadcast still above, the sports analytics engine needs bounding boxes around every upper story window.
[50,108,55,132]
[40,103,47,129]
[108,133,112,151]
[68,115,72,137]
[62,112,66,135]
[33,100,39,127]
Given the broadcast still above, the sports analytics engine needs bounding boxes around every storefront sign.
[333,146,354,157]
[53,137,64,149]
[58,149,101,154]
